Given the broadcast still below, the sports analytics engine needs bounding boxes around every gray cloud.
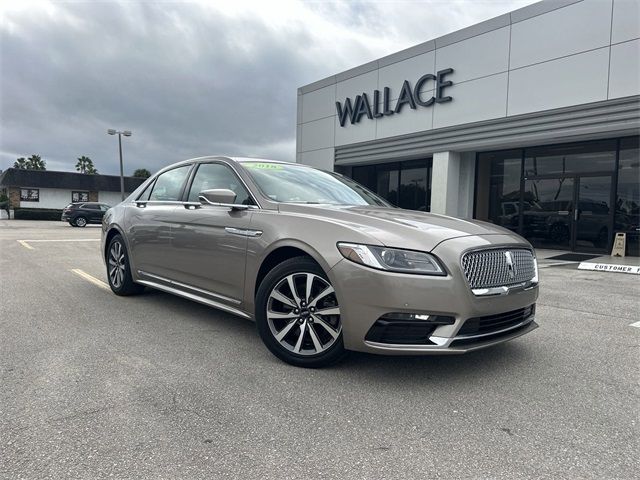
[0,0,535,175]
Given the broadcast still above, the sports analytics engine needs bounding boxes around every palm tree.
[76,156,98,174]
[13,157,27,169]
[26,154,46,170]
[132,168,151,179]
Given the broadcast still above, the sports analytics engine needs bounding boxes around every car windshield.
[240,162,390,207]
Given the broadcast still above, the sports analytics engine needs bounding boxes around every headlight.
[337,243,445,275]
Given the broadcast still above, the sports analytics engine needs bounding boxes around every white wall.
[17,188,132,209]
[296,0,640,163]
[18,187,76,209]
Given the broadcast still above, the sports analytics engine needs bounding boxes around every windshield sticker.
[243,163,283,170]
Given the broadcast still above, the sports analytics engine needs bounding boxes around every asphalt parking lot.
[1,220,638,479]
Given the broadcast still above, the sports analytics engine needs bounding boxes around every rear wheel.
[75,216,87,227]
[255,257,347,368]
[107,234,144,296]
[68,221,77,227]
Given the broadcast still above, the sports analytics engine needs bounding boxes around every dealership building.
[296,0,640,255]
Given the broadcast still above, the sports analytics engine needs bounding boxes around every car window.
[85,204,100,210]
[187,163,252,204]
[100,204,110,211]
[137,180,155,201]
[148,165,191,201]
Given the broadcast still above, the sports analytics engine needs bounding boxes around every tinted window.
[84,204,100,210]
[137,180,155,201]
[148,166,191,201]
[100,204,110,211]
[188,163,252,204]
[524,140,616,176]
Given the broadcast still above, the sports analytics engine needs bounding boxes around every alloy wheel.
[108,241,126,289]
[266,272,341,356]
[75,217,87,227]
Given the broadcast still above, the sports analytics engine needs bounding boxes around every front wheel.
[255,257,347,368]
[106,234,144,296]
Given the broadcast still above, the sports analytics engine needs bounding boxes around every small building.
[296,0,640,255]
[0,168,146,210]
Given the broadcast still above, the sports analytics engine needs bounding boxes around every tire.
[68,221,77,227]
[106,234,144,296]
[75,216,87,227]
[255,256,347,368]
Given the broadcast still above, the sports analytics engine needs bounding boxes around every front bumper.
[327,234,539,355]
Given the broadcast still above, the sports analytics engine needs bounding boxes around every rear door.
[166,161,257,304]
[126,164,193,279]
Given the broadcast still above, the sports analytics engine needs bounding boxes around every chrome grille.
[461,248,536,289]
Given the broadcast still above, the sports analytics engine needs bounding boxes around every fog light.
[379,312,454,325]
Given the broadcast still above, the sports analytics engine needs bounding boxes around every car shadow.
[134,287,537,386]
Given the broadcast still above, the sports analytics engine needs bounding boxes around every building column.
[430,151,475,219]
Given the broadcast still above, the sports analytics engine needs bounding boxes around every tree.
[76,156,98,174]
[132,168,151,179]
[26,154,46,170]
[14,155,46,170]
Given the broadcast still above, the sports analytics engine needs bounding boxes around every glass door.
[523,177,575,250]
[575,175,613,252]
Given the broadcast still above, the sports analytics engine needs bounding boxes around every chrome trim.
[225,227,263,237]
[137,270,241,305]
[136,279,251,319]
[471,280,538,296]
[450,315,535,340]
[198,195,258,211]
[363,317,537,352]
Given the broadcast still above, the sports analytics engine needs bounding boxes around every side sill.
[136,279,252,320]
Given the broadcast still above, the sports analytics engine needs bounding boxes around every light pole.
[107,129,132,200]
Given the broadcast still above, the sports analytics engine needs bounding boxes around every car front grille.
[457,304,535,337]
[461,248,536,289]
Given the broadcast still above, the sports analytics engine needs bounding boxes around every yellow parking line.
[18,240,34,250]
[70,269,110,291]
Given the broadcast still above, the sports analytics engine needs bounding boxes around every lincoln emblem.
[505,251,516,279]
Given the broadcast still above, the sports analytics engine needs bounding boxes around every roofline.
[298,0,581,95]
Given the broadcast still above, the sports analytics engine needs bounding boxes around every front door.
[522,175,614,252]
[166,161,257,305]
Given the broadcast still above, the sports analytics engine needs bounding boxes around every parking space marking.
[17,240,35,250]
[70,269,110,291]
[18,238,99,249]
[630,321,640,329]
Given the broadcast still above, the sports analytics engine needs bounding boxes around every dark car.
[61,202,110,227]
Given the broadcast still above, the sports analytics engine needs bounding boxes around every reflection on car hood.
[277,204,520,251]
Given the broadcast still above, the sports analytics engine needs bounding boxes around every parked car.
[62,202,110,227]
[101,157,539,367]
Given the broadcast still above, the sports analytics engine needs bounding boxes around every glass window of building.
[524,140,616,176]
[350,159,432,210]
[482,150,522,233]
[616,137,640,256]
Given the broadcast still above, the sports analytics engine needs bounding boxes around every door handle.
[574,209,579,221]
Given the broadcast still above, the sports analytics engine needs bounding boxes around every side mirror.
[199,189,237,206]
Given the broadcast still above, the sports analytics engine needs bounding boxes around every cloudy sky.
[1,0,536,175]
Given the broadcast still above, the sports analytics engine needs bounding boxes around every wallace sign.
[336,68,454,127]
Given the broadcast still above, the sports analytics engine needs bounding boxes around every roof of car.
[185,156,302,166]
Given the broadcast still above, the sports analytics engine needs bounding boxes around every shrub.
[14,208,63,221]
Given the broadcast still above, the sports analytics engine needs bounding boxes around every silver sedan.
[101,157,539,367]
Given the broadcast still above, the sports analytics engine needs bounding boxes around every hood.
[277,204,519,251]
